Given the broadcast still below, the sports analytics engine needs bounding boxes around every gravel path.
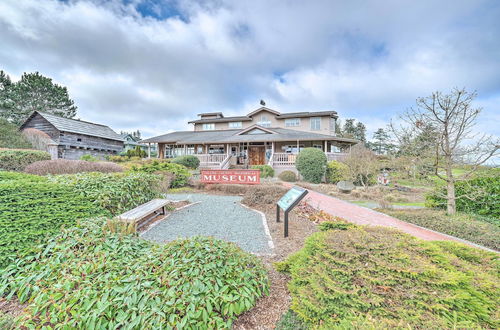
[141,193,273,254]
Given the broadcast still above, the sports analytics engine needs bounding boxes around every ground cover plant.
[0,171,46,182]
[48,172,163,215]
[130,160,190,188]
[380,208,500,250]
[295,148,327,183]
[0,148,50,171]
[276,224,499,329]
[426,169,499,218]
[0,175,106,268]
[251,164,275,178]
[0,218,269,328]
[24,159,123,175]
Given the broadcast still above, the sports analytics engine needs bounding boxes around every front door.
[248,146,265,165]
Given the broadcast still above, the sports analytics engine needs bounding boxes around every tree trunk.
[445,163,456,215]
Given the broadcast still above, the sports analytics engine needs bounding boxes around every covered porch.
[153,140,351,170]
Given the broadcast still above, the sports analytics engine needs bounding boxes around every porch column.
[227,144,230,155]
[148,143,151,158]
[324,140,327,152]
[272,141,275,153]
[158,143,164,159]
[184,144,187,156]
[296,140,299,154]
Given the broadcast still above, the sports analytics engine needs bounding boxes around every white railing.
[220,155,232,169]
[195,154,226,165]
[325,152,348,161]
[267,152,274,167]
[272,153,297,166]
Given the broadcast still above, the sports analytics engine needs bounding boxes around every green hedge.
[0,148,50,171]
[251,164,275,178]
[278,170,297,182]
[130,160,191,188]
[172,155,200,169]
[49,172,163,215]
[276,225,499,328]
[0,180,106,268]
[426,170,500,218]
[296,148,327,183]
[0,219,269,328]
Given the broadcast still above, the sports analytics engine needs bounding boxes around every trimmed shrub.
[0,219,269,328]
[0,148,50,171]
[426,169,500,218]
[0,179,106,268]
[126,145,147,158]
[0,171,47,182]
[278,170,297,182]
[380,208,500,250]
[276,226,499,329]
[326,160,349,183]
[295,148,327,183]
[241,184,289,206]
[251,164,274,178]
[0,119,32,149]
[130,160,190,188]
[49,172,163,215]
[172,155,200,169]
[24,159,123,175]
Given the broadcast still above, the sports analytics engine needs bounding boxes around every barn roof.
[22,111,124,142]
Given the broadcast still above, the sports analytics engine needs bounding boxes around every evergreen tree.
[0,71,77,125]
[342,119,356,138]
[354,122,366,142]
[372,128,391,154]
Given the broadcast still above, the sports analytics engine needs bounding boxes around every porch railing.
[220,155,232,169]
[325,152,348,161]
[194,154,227,168]
[272,153,297,167]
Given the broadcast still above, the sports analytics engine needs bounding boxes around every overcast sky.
[1,0,499,139]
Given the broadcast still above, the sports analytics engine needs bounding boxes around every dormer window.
[228,121,242,129]
[257,115,271,127]
[202,123,215,130]
[310,117,321,130]
[285,118,301,127]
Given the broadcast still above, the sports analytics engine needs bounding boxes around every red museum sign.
[200,169,260,184]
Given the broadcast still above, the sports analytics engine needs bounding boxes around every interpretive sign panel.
[200,169,260,184]
[276,186,308,237]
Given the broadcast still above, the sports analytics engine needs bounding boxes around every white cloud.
[0,0,498,138]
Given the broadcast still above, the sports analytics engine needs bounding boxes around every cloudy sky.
[1,0,499,139]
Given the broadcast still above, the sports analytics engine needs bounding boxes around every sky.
[0,0,499,140]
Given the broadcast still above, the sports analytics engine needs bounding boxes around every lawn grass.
[380,208,499,250]
[276,224,500,329]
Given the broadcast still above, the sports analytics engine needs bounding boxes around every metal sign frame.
[276,186,308,237]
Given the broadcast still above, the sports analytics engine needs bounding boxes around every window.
[313,144,323,149]
[186,144,195,155]
[197,146,204,154]
[77,138,82,142]
[228,121,242,129]
[257,115,271,127]
[281,144,304,154]
[285,118,301,127]
[208,145,225,154]
[330,118,337,132]
[310,117,321,130]
[202,123,215,130]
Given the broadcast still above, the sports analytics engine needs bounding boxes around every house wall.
[193,109,335,135]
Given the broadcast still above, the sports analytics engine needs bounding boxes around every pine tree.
[0,71,77,125]
[372,128,390,154]
[342,119,356,138]
[354,122,366,142]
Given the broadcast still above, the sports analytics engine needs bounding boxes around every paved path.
[141,193,273,254]
[284,183,492,250]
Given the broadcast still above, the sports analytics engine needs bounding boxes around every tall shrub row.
[0,148,50,171]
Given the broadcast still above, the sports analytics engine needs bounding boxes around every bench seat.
[117,199,170,229]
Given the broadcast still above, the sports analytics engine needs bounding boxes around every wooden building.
[20,111,124,160]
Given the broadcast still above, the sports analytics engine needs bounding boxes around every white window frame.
[310,117,321,130]
[202,123,215,130]
[257,115,271,127]
[285,118,301,127]
[228,121,242,129]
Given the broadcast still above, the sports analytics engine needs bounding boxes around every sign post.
[276,186,308,237]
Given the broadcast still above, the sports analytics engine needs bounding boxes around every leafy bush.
[172,155,200,169]
[251,164,274,178]
[276,226,499,329]
[79,154,97,161]
[49,172,163,215]
[0,119,32,149]
[24,159,123,175]
[278,170,297,182]
[0,179,106,268]
[380,208,500,250]
[0,148,50,171]
[426,170,500,218]
[295,148,327,183]
[0,219,269,328]
[241,184,289,206]
[326,160,349,183]
[126,145,147,158]
[0,171,47,182]
[130,160,190,188]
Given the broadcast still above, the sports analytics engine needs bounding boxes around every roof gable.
[236,124,276,135]
[246,107,280,117]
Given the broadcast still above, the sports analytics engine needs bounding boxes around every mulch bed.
[0,297,25,319]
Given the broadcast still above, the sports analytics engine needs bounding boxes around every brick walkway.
[283,183,493,250]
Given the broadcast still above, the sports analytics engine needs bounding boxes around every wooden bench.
[117,199,170,230]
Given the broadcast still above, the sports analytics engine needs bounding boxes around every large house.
[20,111,124,160]
[141,107,357,173]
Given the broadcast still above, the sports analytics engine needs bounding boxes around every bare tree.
[398,88,499,214]
[343,144,379,190]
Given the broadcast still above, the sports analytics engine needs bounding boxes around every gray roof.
[141,126,358,144]
[30,111,124,141]
[276,111,337,119]
[187,110,337,124]
[188,116,253,124]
